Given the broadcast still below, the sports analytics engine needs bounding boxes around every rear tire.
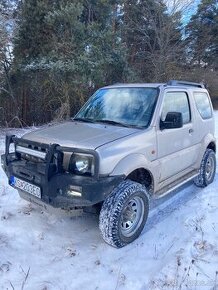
[99,180,149,248]
[194,149,216,187]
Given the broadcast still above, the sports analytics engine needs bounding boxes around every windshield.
[74,87,159,128]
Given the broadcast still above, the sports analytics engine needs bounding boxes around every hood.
[22,121,138,149]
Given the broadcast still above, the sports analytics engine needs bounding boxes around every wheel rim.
[205,155,215,182]
[121,196,145,238]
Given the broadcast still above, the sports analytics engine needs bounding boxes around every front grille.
[18,152,44,163]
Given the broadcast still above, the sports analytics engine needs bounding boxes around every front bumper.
[1,135,124,209]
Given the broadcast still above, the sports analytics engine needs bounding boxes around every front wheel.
[99,180,149,248]
[194,149,216,187]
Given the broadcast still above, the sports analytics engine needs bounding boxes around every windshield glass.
[75,87,159,128]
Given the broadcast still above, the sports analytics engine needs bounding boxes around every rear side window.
[194,92,212,119]
[161,92,191,124]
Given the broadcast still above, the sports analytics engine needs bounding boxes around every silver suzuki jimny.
[1,80,216,247]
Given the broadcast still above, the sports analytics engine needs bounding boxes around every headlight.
[69,153,94,176]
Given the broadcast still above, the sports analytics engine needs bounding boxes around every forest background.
[0,0,217,127]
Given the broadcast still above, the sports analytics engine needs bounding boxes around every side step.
[154,170,199,199]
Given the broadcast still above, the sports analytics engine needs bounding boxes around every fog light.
[67,185,82,197]
[67,190,82,197]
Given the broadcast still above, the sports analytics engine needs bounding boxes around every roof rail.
[167,80,205,89]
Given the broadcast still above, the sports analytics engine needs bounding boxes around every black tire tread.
[194,149,216,187]
[99,180,149,248]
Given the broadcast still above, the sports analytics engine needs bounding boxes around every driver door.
[157,91,199,182]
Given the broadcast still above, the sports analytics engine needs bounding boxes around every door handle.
[189,128,194,134]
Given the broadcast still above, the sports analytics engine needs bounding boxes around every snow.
[0,116,218,290]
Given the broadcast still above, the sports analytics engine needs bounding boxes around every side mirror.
[160,112,183,130]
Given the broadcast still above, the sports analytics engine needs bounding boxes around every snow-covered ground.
[0,116,218,290]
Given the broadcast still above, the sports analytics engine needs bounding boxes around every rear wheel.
[99,180,149,248]
[194,149,216,187]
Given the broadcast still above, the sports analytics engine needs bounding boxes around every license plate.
[11,176,41,199]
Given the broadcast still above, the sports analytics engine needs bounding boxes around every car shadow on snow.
[142,176,217,235]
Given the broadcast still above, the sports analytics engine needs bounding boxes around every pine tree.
[185,0,218,69]
[12,0,127,124]
[13,0,56,64]
[121,0,183,82]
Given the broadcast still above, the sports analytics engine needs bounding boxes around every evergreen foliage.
[121,0,182,82]
[185,0,218,68]
[0,0,217,126]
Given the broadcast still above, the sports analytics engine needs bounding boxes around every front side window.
[194,92,212,119]
[161,91,191,124]
[75,87,159,128]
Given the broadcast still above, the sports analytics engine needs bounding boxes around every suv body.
[1,80,216,247]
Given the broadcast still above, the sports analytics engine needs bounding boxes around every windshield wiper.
[95,119,131,128]
[72,117,95,123]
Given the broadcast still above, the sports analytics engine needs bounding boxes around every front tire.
[194,149,216,187]
[99,180,149,248]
